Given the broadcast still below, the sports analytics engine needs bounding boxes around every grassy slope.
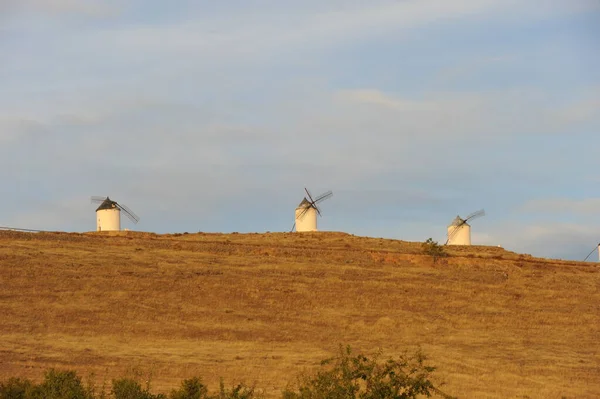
[0,230,598,398]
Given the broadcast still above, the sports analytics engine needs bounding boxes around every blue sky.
[1,0,599,260]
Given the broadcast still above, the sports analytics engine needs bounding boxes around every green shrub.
[169,377,208,399]
[112,378,165,399]
[0,346,454,399]
[211,379,261,399]
[422,238,447,263]
[29,369,93,399]
[282,345,454,399]
[0,377,34,399]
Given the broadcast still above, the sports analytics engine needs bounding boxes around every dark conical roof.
[96,197,119,212]
[297,197,314,208]
[449,215,468,227]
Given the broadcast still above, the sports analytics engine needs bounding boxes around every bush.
[112,378,165,399]
[0,373,261,399]
[0,377,34,399]
[29,369,93,399]
[0,346,454,399]
[282,345,454,399]
[169,377,208,399]
[211,379,261,399]
[422,239,447,263]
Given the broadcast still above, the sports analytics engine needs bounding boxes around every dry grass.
[0,230,599,398]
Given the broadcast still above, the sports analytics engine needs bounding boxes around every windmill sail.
[583,243,600,262]
[445,216,466,245]
[117,202,140,224]
[296,198,313,221]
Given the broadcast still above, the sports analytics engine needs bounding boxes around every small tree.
[112,378,165,399]
[211,379,261,399]
[282,345,455,399]
[169,377,208,399]
[29,369,93,399]
[0,377,34,399]
[421,238,447,264]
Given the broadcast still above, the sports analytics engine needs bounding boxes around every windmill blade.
[304,188,316,205]
[583,243,599,262]
[315,204,322,217]
[116,202,140,224]
[91,196,107,203]
[445,224,463,245]
[314,190,333,204]
[445,215,468,245]
[465,209,485,222]
[290,222,296,233]
[296,205,311,221]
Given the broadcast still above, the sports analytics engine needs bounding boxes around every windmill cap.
[449,215,468,227]
[96,198,119,212]
[297,197,314,208]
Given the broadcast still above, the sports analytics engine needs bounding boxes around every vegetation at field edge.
[0,346,454,399]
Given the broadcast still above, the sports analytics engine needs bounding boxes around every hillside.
[0,230,598,398]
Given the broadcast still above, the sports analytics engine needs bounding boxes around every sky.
[1,0,599,260]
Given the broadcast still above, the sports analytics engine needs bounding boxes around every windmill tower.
[292,188,333,232]
[446,209,485,246]
[91,196,139,232]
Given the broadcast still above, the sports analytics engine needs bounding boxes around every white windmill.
[91,196,139,232]
[291,188,333,232]
[445,209,485,246]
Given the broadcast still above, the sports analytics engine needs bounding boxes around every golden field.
[0,230,598,398]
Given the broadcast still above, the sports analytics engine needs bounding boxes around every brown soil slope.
[0,230,599,398]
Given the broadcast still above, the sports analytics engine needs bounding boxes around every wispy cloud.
[1,1,599,258]
[556,97,600,125]
[334,87,597,137]
[5,0,119,17]
[521,198,600,215]
[431,55,517,88]
[475,221,599,260]
[45,0,535,72]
